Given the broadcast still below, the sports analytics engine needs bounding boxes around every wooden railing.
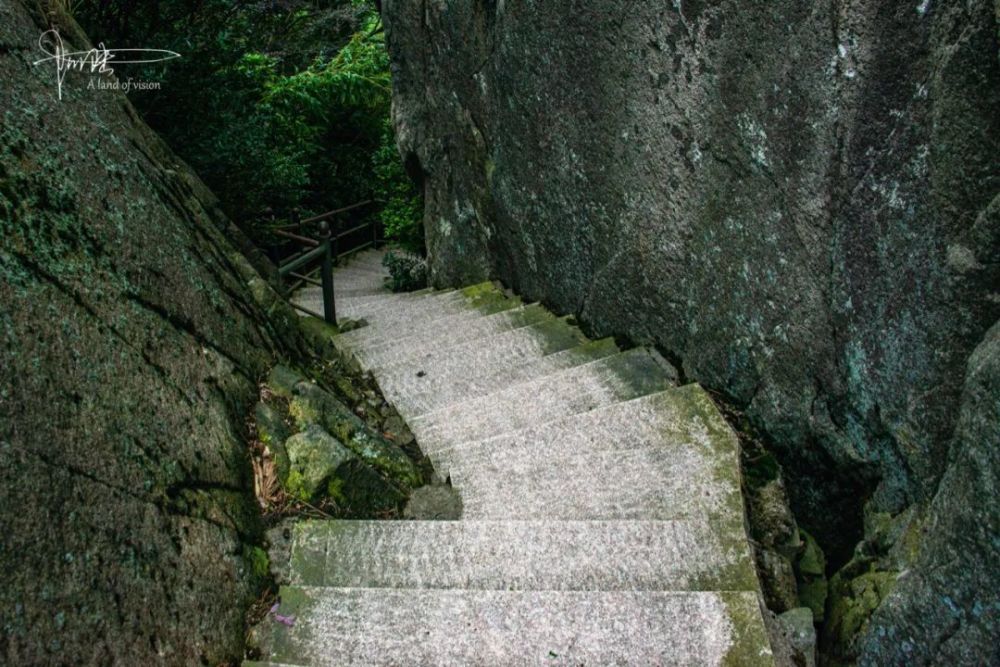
[274,201,377,325]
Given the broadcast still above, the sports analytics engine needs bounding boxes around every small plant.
[382,249,427,292]
[373,120,424,253]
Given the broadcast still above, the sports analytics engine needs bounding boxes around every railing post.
[318,220,336,326]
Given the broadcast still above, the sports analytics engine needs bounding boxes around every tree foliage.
[75,0,423,251]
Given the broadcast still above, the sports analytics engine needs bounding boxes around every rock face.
[0,2,297,663]
[383,0,999,662]
[856,321,1000,665]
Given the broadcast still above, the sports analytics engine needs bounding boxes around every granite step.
[327,289,464,323]
[354,304,554,368]
[266,587,773,667]
[410,348,677,455]
[339,284,515,326]
[388,337,621,418]
[438,387,745,526]
[334,302,543,353]
[373,318,589,407]
[342,251,387,268]
[289,519,757,592]
[332,285,390,298]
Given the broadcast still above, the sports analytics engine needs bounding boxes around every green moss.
[825,569,898,657]
[721,592,777,666]
[459,281,499,299]
[245,546,270,579]
[297,315,342,357]
[326,477,346,504]
[795,529,828,621]
[284,469,310,502]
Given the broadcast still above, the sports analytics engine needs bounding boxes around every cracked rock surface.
[0,2,301,663]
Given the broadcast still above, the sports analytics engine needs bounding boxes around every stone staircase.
[253,249,774,665]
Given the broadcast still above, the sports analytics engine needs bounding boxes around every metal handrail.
[276,200,374,230]
[272,201,382,327]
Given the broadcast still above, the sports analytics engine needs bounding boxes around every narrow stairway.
[254,249,775,666]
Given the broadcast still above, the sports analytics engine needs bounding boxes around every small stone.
[255,401,292,480]
[284,425,356,501]
[756,547,799,612]
[338,317,369,333]
[267,365,307,399]
[778,608,817,667]
[403,485,463,520]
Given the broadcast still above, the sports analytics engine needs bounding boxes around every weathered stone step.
[373,318,589,407]
[337,261,386,273]
[336,301,546,354]
[438,386,744,526]
[294,282,401,312]
[341,251,387,269]
[334,290,464,322]
[333,285,389,298]
[289,519,757,592]
[267,587,773,666]
[339,284,515,326]
[330,266,386,282]
[331,293,464,343]
[355,304,555,368]
[390,337,621,419]
[410,348,677,454]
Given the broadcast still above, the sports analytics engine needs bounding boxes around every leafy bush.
[382,250,428,293]
[373,120,424,253]
[76,1,424,254]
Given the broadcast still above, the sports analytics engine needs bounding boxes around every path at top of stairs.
[262,249,774,666]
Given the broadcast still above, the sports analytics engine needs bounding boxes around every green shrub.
[373,121,424,253]
[382,250,428,292]
[76,1,425,254]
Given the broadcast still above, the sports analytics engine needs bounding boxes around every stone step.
[332,265,386,279]
[266,587,773,667]
[331,292,466,344]
[293,287,400,319]
[341,251,387,269]
[373,318,589,409]
[339,284,515,326]
[438,386,745,526]
[334,290,465,323]
[337,301,547,354]
[333,290,425,312]
[355,304,554,368]
[289,519,757,592]
[410,348,677,455]
[333,268,382,282]
[333,285,389,298]
[390,337,621,418]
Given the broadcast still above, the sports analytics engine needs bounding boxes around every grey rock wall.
[0,1,298,662]
[383,1,999,662]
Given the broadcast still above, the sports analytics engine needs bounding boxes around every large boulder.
[382,1,999,660]
[0,2,294,663]
[268,365,423,489]
[857,321,1000,665]
[283,425,406,513]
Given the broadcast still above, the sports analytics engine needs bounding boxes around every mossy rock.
[266,365,422,490]
[823,568,898,662]
[243,545,270,580]
[284,425,357,502]
[255,401,292,481]
[795,530,828,621]
[283,425,406,514]
[289,382,422,489]
[267,364,307,399]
